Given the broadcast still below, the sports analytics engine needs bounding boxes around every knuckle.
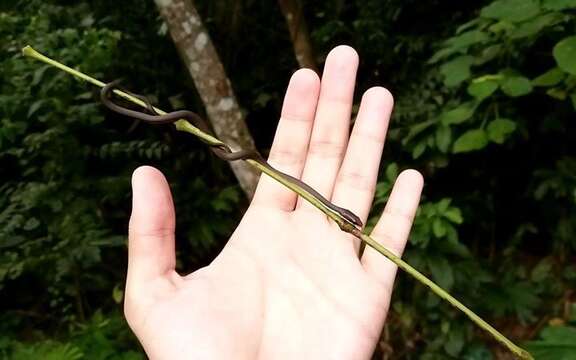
[384,207,416,223]
[307,140,345,158]
[267,149,305,167]
[370,231,406,255]
[337,170,375,191]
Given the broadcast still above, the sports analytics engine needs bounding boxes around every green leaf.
[507,282,541,322]
[462,345,493,360]
[456,18,482,34]
[501,75,533,97]
[428,257,455,289]
[385,163,399,182]
[27,100,45,118]
[487,118,517,144]
[532,67,566,87]
[531,259,553,282]
[112,284,124,304]
[440,104,475,125]
[435,126,452,153]
[444,328,465,356]
[571,93,576,110]
[453,129,488,153]
[433,218,447,238]
[444,208,464,224]
[445,30,490,49]
[542,0,576,10]
[481,0,541,22]
[467,79,499,100]
[525,326,576,359]
[440,55,474,87]
[412,141,426,159]
[437,198,452,213]
[403,120,435,144]
[547,88,567,100]
[429,47,458,64]
[23,218,40,231]
[553,36,576,75]
[488,21,515,34]
[476,44,504,64]
[510,13,561,39]
[31,65,51,87]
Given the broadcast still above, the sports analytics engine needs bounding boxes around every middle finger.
[296,46,359,213]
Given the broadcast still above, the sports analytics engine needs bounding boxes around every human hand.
[124,45,424,359]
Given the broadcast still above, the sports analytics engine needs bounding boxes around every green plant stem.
[353,229,532,359]
[21,45,533,360]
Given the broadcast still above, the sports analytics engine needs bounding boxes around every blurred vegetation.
[1,0,575,358]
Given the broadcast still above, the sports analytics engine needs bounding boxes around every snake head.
[338,208,363,228]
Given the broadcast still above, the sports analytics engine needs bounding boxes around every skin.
[125,45,424,359]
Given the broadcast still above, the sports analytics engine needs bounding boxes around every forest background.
[1,0,575,359]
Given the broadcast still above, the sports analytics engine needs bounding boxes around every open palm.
[124,46,423,360]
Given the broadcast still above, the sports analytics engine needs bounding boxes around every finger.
[252,69,320,210]
[331,87,393,251]
[296,45,358,212]
[127,166,176,285]
[362,170,423,293]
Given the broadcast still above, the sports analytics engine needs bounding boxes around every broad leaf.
[456,18,482,34]
[429,47,458,64]
[440,55,474,87]
[488,21,515,34]
[476,44,504,64]
[435,126,452,153]
[542,0,576,10]
[428,256,455,289]
[412,141,426,159]
[444,328,465,356]
[433,218,447,238]
[501,75,533,97]
[453,129,488,153]
[467,79,498,100]
[481,0,540,22]
[547,88,567,100]
[487,118,517,144]
[532,67,566,87]
[444,208,464,224]
[553,36,576,75]
[403,119,435,144]
[462,345,493,360]
[437,198,452,213]
[27,99,46,118]
[385,163,399,182]
[510,13,562,39]
[445,30,489,49]
[525,326,576,359]
[440,104,475,125]
[112,284,124,304]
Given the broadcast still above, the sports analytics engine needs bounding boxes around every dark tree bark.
[278,0,317,71]
[155,0,259,197]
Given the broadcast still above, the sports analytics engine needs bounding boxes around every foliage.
[1,0,575,358]
[1,0,241,357]
[378,0,576,356]
[0,311,143,359]
[525,324,576,360]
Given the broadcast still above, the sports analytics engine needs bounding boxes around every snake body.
[100,82,363,228]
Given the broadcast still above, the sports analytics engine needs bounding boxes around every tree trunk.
[278,0,317,71]
[155,0,259,197]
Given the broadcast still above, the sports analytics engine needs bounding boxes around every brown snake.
[100,82,363,228]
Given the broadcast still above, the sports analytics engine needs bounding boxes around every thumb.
[127,166,176,285]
